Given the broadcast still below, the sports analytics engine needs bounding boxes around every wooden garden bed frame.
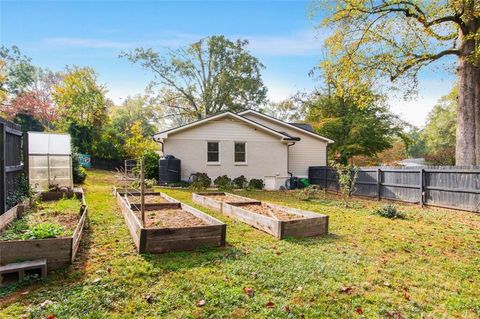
[192,192,328,239]
[0,188,88,270]
[115,191,226,254]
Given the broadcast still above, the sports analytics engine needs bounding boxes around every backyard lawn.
[1,169,479,318]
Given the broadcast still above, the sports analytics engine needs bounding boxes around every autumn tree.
[306,91,405,163]
[122,35,268,122]
[316,0,480,165]
[124,121,157,158]
[53,67,108,153]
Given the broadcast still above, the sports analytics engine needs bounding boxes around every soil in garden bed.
[128,195,168,205]
[240,203,304,221]
[0,197,82,241]
[207,194,251,203]
[135,208,208,228]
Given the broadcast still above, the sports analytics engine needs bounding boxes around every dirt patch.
[207,194,251,203]
[240,203,303,221]
[136,208,208,228]
[128,195,168,204]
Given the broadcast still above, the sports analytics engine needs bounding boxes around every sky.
[1,0,456,127]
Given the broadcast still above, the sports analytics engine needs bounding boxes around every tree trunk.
[476,67,480,165]
[455,21,478,166]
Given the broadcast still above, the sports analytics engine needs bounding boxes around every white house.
[153,110,334,189]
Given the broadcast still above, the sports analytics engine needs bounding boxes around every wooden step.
[0,258,47,286]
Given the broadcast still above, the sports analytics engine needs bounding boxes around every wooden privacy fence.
[0,118,27,215]
[91,157,124,171]
[309,166,480,213]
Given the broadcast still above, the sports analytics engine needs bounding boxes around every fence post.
[0,123,5,214]
[140,158,145,228]
[324,166,327,190]
[419,168,424,207]
[376,168,381,201]
[23,132,29,184]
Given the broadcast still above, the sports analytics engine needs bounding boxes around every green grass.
[1,169,479,318]
[0,197,82,240]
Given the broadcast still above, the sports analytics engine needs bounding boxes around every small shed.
[28,132,73,191]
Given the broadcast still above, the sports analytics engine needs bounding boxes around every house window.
[234,142,246,163]
[207,142,220,163]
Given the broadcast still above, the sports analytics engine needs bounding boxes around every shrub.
[72,151,87,184]
[168,181,191,188]
[297,185,321,201]
[214,175,232,190]
[143,150,160,180]
[232,175,248,189]
[189,172,211,190]
[248,178,264,190]
[373,204,406,219]
[21,223,63,240]
[6,173,32,209]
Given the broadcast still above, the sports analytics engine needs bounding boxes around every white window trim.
[207,141,221,165]
[234,141,247,165]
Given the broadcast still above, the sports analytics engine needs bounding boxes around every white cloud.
[41,29,326,56]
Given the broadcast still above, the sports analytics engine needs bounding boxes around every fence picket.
[309,166,480,213]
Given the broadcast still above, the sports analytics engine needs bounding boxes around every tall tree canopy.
[316,0,479,165]
[423,88,457,165]
[52,67,108,154]
[305,91,405,163]
[122,35,268,122]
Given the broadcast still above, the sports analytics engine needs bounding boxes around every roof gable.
[153,112,299,141]
[238,110,334,143]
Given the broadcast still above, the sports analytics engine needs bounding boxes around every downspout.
[153,136,164,155]
[287,142,296,178]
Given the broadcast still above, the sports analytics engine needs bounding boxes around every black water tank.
[159,155,181,184]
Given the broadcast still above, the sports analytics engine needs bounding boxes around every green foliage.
[122,35,268,122]
[124,121,157,158]
[6,173,31,210]
[143,149,160,181]
[306,92,405,162]
[213,175,232,190]
[423,89,457,165]
[248,178,264,190]
[0,45,36,99]
[21,223,64,240]
[405,128,427,158]
[53,67,108,154]
[232,175,248,189]
[373,204,406,219]
[72,150,87,184]
[297,185,322,201]
[189,172,211,190]
[330,161,358,207]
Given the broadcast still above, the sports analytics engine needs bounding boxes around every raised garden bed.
[192,192,328,239]
[0,188,87,270]
[115,191,226,253]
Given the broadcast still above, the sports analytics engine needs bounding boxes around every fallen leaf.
[265,301,275,308]
[197,299,206,307]
[340,286,354,294]
[40,300,53,308]
[296,286,303,291]
[144,294,153,304]
[251,272,258,279]
[47,315,56,319]
[284,305,291,313]
[244,287,254,297]
[20,290,29,296]
[107,268,112,274]
[355,307,364,314]
[92,278,101,284]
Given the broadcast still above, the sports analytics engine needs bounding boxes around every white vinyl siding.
[163,117,288,181]
[242,113,328,177]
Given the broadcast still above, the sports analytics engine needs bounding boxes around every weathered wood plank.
[116,191,225,254]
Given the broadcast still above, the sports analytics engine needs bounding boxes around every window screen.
[207,142,219,162]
